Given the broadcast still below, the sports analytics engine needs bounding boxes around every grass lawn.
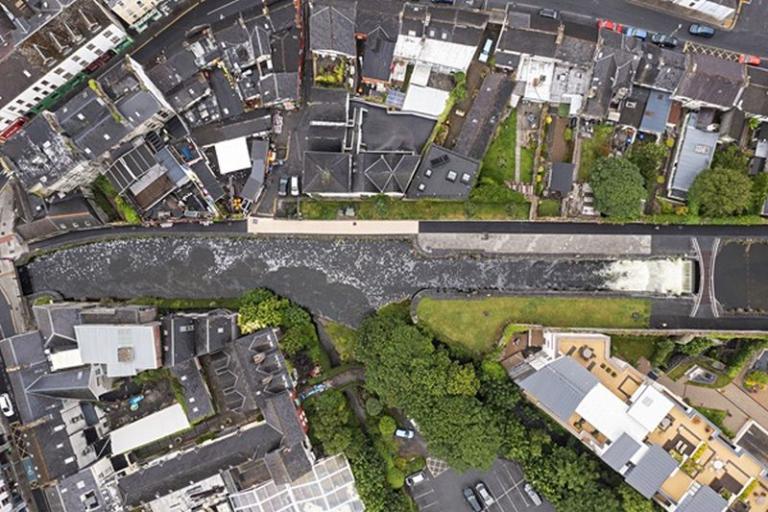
[301,196,529,220]
[520,146,535,184]
[578,124,613,182]
[321,320,358,362]
[416,295,651,357]
[537,198,561,217]
[611,336,664,366]
[479,111,517,184]
[695,406,735,438]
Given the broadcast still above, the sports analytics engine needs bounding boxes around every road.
[487,0,768,57]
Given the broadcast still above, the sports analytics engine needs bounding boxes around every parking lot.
[409,458,555,512]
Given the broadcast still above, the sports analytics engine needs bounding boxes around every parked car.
[405,472,426,486]
[278,176,289,196]
[524,483,543,506]
[597,19,623,33]
[431,0,454,4]
[0,394,13,418]
[290,176,300,196]
[740,54,761,66]
[395,428,415,439]
[688,23,716,38]
[624,26,648,40]
[475,482,495,507]
[478,38,494,63]
[463,488,483,512]
[538,8,559,20]
[650,33,679,48]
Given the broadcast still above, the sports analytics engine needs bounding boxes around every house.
[302,151,353,196]
[43,458,117,512]
[356,0,399,89]
[584,29,642,121]
[453,73,514,160]
[354,153,421,195]
[106,0,163,32]
[548,162,576,197]
[633,44,687,94]
[406,145,480,200]
[14,193,104,242]
[516,331,766,511]
[74,323,163,377]
[673,54,746,111]
[309,0,357,59]
[0,0,129,132]
[668,112,719,200]
[640,90,673,136]
[738,66,768,122]
[161,309,239,366]
[240,139,269,208]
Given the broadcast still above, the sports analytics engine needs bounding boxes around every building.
[547,162,575,197]
[673,54,745,112]
[0,0,129,132]
[453,73,514,160]
[516,331,768,511]
[667,112,719,200]
[74,323,162,377]
[302,151,352,197]
[406,144,479,200]
[309,0,357,59]
[652,0,736,24]
[738,66,768,122]
[584,29,642,121]
[106,0,163,32]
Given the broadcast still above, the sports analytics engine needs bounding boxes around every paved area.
[715,240,768,313]
[249,218,419,235]
[417,233,652,256]
[409,458,554,512]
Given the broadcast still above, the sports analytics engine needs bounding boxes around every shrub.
[379,416,397,437]
[365,398,383,417]
[745,369,768,390]
[651,340,676,368]
[386,467,405,489]
[726,340,768,378]
[679,337,715,357]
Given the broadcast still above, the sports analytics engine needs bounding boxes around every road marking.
[207,0,240,15]
[709,237,721,318]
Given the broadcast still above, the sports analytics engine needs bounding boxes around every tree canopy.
[589,157,646,218]
[628,142,668,186]
[688,166,753,217]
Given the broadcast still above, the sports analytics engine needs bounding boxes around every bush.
[679,337,715,357]
[589,157,646,218]
[386,467,405,489]
[379,416,397,437]
[726,340,768,378]
[745,369,768,390]
[688,167,753,217]
[651,340,676,368]
[365,398,383,417]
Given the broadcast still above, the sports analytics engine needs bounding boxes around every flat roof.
[668,113,719,199]
[402,85,449,118]
[215,137,252,174]
[110,404,190,455]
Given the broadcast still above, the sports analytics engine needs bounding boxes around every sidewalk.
[247,218,419,235]
[626,0,738,29]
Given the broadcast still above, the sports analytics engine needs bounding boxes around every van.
[478,38,494,63]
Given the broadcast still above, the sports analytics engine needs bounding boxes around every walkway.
[248,218,419,235]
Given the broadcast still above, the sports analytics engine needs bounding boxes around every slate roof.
[147,48,200,94]
[624,445,678,498]
[548,162,575,196]
[26,366,99,402]
[740,66,768,118]
[362,27,396,82]
[498,27,557,58]
[406,145,480,200]
[258,72,299,106]
[676,484,729,512]
[303,151,352,194]
[310,0,357,57]
[241,139,269,202]
[191,110,272,147]
[674,54,745,109]
[619,86,650,129]
[518,357,598,421]
[170,359,215,423]
[454,73,514,160]
[354,153,420,193]
[600,433,641,472]
[634,44,687,93]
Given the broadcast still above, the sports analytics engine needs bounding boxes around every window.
[110,36,121,44]
[41,79,50,86]
[86,43,96,51]
[63,72,73,80]
[54,67,64,75]
[32,86,41,92]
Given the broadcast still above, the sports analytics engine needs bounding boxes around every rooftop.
[309,0,357,57]
[668,112,719,200]
[406,144,480,200]
[303,151,352,195]
[674,54,745,109]
[453,73,514,160]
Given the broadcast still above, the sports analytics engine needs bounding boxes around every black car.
[538,8,559,20]
[463,487,483,512]
[431,0,454,4]
[650,33,679,48]
[689,23,716,38]
[278,176,289,196]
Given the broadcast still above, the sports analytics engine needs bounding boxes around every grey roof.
[241,140,269,201]
[498,27,556,57]
[257,72,299,106]
[676,485,728,512]
[640,91,672,134]
[740,66,768,118]
[600,433,641,472]
[624,445,678,499]
[406,145,480,200]
[1,330,47,369]
[518,357,598,421]
[170,359,215,423]
[161,315,197,366]
[15,195,102,241]
[46,465,111,512]
[633,44,686,93]
[191,160,226,200]
[548,162,575,196]
[668,112,719,199]
[166,74,210,112]
[191,110,272,147]
[118,423,283,506]
[454,73,514,160]
[310,0,357,57]
[355,101,435,153]
[361,27,396,82]
[303,151,352,194]
[556,35,597,67]
[619,86,650,129]
[147,48,200,94]
[26,366,98,401]
[106,143,157,194]
[354,153,421,194]
[117,89,164,127]
[584,31,642,119]
[674,54,745,109]
[194,310,239,356]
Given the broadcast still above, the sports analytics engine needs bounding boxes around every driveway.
[409,458,554,512]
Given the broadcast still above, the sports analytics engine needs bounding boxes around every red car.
[598,19,623,33]
[740,54,761,66]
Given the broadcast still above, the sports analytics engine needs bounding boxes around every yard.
[479,110,517,185]
[537,198,561,217]
[578,124,614,182]
[300,195,529,220]
[321,320,358,363]
[520,146,535,184]
[92,175,141,224]
[415,295,651,357]
[610,335,666,366]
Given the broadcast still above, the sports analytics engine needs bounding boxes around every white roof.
[214,137,251,174]
[394,35,477,72]
[575,384,649,442]
[411,64,432,87]
[111,404,190,455]
[519,56,555,103]
[627,383,675,433]
[49,349,83,371]
[402,85,449,118]
[74,323,160,377]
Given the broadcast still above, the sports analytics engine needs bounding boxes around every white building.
[660,0,736,23]
[105,0,163,32]
[0,0,129,132]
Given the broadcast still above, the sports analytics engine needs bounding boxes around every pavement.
[409,458,554,512]
[417,233,652,256]
[248,218,419,235]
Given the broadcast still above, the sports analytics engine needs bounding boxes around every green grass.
[300,196,529,220]
[479,111,517,184]
[416,296,651,356]
[611,336,665,366]
[667,360,695,381]
[93,175,141,224]
[33,295,54,306]
[322,320,358,363]
[578,124,613,181]
[537,198,561,217]
[128,297,242,311]
[520,146,535,184]
[695,406,735,438]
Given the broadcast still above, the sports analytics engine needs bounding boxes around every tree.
[386,467,405,489]
[618,485,654,512]
[679,337,715,356]
[752,172,768,214]
[446,363,480,396]
[379,416,396,437]
[304,391,354,455]
[651,340,676,368]
[745,370,768,390]
[712,144,749,172]
[628,142,668,186]
[688,166,753,217]
[365,398,383,417]
[589,157,646,218]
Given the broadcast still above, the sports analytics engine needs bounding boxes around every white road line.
[709,237,721,318]
[689,236,703,317]
[412,488,435,500]
[207,0,240,16]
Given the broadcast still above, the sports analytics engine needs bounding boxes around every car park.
[0,394,13,418]
[650,33,679,48]
[597,19,623,33]
[395,428,415,439]
[688,23,716,38]
[475,482,495,506]
[524,483,543,506]
[624,27,648,40]
[463,487,483,512]
[538,8,559,20]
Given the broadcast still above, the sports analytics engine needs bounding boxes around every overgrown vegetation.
[128,297,242,311]
[537,198,561,217]
[589,157,647,218]
[315,60,347,87]
[92,175,141,224]
[578,124,613,181]
[322,320,358,363]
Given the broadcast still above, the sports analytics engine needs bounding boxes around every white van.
[479,38,494,63]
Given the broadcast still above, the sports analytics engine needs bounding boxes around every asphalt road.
[0,289,14,340]
[489,0,768,58]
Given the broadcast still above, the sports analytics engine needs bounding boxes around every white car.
[524,483,543,506]
[395,428,415,439]
[290,176,300,196]
[0,394,14,418]
[405,472,425,486]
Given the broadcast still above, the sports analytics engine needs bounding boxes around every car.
[597,19,623,33]
[688,23,716,38]
[278,176,289,196]
[524,483,543,506]
[538,8,559,20]
[463,488,483,512]
[650,33,679,48]
[431,0,454,4]
[740,54,761,66]
[395,428,415,439]
[478,38,494,63]
[290,176,300,196]
[0,394,13,418]
[624,26,648,40]
[475,482,495,506]
[405,472,426,486]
